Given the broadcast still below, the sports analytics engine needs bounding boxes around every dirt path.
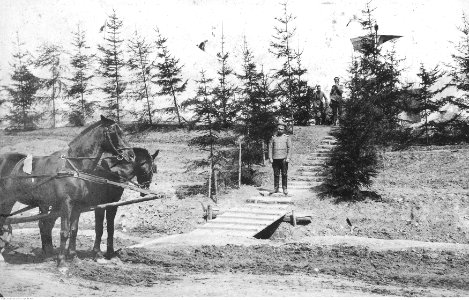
[1,230,468,297]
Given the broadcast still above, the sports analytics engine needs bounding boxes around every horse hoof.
[96,257,110,265]
[110,256,123,265]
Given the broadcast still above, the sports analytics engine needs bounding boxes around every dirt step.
[309,152,332,157]
[302,161,327,167]
[289,182,321,187]
[247,196,294,205]
[306,156,329,161]
[291,176,326,182]
[318,144,336,149]
[297,171,325,176]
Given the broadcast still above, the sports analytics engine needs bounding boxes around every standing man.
[268,120,292,195]
[313,85,329,125]
[330,77,344,126]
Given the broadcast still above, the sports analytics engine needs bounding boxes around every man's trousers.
[272,159,288,191]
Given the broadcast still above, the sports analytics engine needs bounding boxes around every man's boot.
[273,175,280,194]
[282,175,288,195]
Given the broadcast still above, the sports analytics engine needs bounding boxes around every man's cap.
[334,76,340,80]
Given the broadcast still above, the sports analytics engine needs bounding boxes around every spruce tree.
[325,4,404,198]
[154,28,187,126]
[184,70,218,198]
[5,33,41,130]
[237,38,276,166]
[35,42,68,128]
[68,24,95,126]
[447,12,469,110]
[212,26,238,129]
[270,1,296,124]
[414,64,446,144]
[291,48,310,125]
[97,10,126,123]
[127,30,156,125]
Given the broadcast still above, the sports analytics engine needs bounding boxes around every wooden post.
[213,170,218,204]
[261,140,266,166]
[208,162,212,199]
[207,205,213,221]
[238,140,242,189]
[291,210,297,226]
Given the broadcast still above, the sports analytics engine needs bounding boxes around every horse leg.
[57,198,73,268]
[93,208,105,260]
[0,199,16,263]
[105,207,118,259]
[38,205,58,258]
[67,207,81,259]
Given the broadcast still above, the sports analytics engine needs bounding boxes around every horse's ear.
[152,150,160,159]
[100,115,115,125]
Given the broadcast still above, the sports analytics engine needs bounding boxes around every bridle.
[103,125,134,162]
[135,162,157,188]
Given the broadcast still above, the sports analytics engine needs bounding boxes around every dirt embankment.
[1,126,469,296]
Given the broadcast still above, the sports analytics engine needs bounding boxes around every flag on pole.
[351,35,402,51]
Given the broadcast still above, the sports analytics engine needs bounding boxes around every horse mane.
[68,120,104,147]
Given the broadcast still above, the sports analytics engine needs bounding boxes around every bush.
[68,111,85,126]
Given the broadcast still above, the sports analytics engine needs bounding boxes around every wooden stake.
[214,170,218,204]
[291,209,297,226]
[238,140,242,189]
[207,205,213,221]
[261,140,266,166]
[208,161,212,199]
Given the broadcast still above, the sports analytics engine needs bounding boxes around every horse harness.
[0,154,158,219]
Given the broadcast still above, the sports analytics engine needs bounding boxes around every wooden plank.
[247,196,294,205]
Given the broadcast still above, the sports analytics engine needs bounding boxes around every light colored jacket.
[268,134,292,160]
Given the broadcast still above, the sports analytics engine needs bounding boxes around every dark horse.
[0,115,135,267]
[39,147,159,261]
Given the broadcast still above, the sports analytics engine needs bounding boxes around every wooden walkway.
[192,195,293,237]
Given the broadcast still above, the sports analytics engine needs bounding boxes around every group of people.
[267,77,344,195]
[309,77,344,126]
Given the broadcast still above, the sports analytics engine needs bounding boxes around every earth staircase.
[193,133,338,238]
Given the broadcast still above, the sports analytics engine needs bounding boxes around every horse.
[0,115,136,267]
[36,147,159,262]
[91,147,158,260]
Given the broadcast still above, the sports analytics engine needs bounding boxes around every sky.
[0,0,468,116]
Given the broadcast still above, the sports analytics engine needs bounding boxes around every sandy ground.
[1,125,469,296]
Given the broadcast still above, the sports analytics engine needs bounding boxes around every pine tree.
[154,28,187,126]
[97,10,126,123]
[447,12,469,111]
[270,1,296,124]
[184,70,218,198]
[237,38,276,167]
[35,42,68,128]
[212,26,238,129]
[414,64,446,144]
[291,48,310,125]
[68,24,95,126]
[5,33,41,130]
[325,4,404,198]
[127,30,156,125]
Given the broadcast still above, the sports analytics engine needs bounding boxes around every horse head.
[68,116,135,167]
[101,148,159,196]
